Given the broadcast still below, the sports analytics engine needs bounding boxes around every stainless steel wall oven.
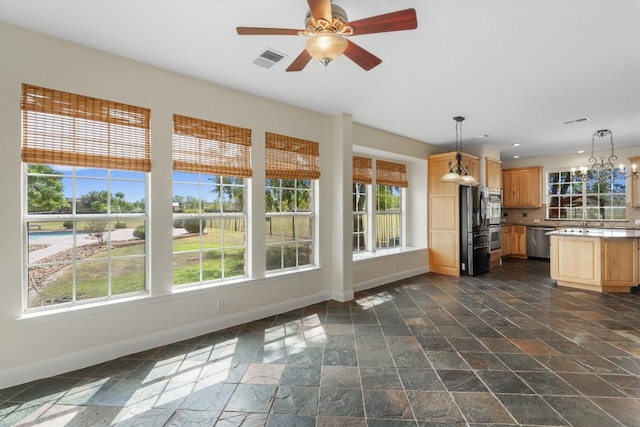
[488,191,501,225]
[489,225,501,250]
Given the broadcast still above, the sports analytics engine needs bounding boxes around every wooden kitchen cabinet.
[502,166,542,207]
[501,225,526,259]
[501,226,512,257]
[630,156,640,207]
[428,151,480,276]
[429,152,480,195]
[512,226,527,258]
[550,235,638,292]
[490,249,501,268]
[485,157,502,191]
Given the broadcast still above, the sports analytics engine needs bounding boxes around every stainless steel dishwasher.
[526,226,554,259]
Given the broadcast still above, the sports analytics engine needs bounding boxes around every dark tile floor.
[2,259,640,426]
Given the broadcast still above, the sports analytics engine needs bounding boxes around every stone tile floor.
[2,259,640,426]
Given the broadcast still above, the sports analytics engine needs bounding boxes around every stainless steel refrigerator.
[460,186,491,276]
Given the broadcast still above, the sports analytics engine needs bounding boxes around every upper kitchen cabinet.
[502,166,543,207]
[630,156,640,206]
[428,152,480,195]
[485,157,502,191]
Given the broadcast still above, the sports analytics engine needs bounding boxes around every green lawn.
[31,219,322,306]
[31,243,145,306]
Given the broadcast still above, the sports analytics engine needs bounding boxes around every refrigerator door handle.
[479,189,487,227]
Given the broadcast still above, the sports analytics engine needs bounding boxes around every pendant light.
[439,116,479,185]
[572,129,638,184]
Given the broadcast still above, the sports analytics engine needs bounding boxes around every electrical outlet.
[636,219,640,225]
[216,299,224,311]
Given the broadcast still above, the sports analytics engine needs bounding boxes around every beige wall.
[0,23,434,388]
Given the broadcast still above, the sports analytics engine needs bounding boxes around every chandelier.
[439,116,479,185]
[573,129,638,184]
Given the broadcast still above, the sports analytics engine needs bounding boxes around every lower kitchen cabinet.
[490,249,501,268]
[501,225,527,259]
[512,226,527,259]
[501,226,512,258]
[550,235,638,292]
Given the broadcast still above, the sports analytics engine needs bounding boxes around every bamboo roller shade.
[21,84,151,172]
[172,114,252,177]
[353,156,373,184]
[265,132,320,180]
[376,159,409,188]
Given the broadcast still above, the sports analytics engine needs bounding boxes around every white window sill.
[17,268,324,325]
[353,246,425,262]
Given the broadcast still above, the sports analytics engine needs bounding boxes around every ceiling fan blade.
[347,8,418,35]
[286,50,312,72]
[307,0,332,23]
[236,27,303,36]
[343,40,382,71]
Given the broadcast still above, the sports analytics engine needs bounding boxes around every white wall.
[502,147,638,170]
[0,23,437,388]
[351,124,436,290]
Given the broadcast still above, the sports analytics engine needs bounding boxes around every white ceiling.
[1,0,639,160]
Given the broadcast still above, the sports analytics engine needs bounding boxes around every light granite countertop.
[547,228,640,238]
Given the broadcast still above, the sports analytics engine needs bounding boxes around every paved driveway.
[28,228,188,263]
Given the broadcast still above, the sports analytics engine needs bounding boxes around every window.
[547,168,627,220]
[375,160,408,249]
[265,132,319,272]
[172,115,251,286]
[352,156,371,253]
[22,84,150,310]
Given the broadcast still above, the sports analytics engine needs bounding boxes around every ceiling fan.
[236,0,418,72]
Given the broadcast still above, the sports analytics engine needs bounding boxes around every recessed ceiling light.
[511,143,521,147]
[513,155,520,159]
[577,150,585,154]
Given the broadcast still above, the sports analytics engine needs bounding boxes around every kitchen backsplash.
[502,204,640,228]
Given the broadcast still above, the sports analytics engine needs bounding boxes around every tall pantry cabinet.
[428,152,480,276]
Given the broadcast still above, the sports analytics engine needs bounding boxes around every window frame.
[375,183,403,249]
[546,167,627,221]
[352,182,369,253]
[21,85,151,313]
[172,172,248,287]
[265,178,316,273]
[24,165,149,312]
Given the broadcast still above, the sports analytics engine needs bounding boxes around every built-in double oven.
[488,191,502,250]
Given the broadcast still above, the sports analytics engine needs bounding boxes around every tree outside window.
[547,169,626,220]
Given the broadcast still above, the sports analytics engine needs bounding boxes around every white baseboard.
[331,289,355,302]
[353,266,429,293]
[0,290,331,390]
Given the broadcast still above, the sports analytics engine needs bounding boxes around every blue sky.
[54,167,147,203]
[53,167,210,203]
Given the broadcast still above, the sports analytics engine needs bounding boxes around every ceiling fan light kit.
[236,0,417,72]
[305,31,348,66]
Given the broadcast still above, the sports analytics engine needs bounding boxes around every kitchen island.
[548,228,640,292]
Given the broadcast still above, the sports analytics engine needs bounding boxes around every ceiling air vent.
[252,48,286,69]
[561,116,591,125]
